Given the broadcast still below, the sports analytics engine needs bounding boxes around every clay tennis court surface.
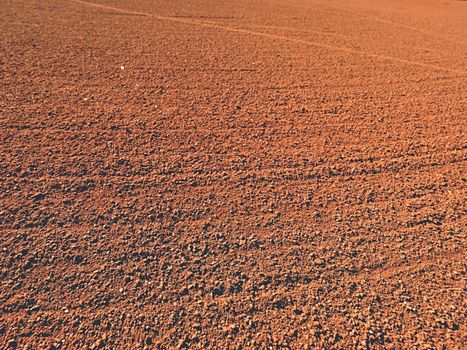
[1,0,466,348]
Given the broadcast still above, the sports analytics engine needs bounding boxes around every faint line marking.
[70,0,465,75]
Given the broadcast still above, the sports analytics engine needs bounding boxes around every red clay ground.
[1,0,466,349]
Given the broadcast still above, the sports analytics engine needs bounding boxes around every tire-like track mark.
[70,0,465,75]
[366,250,466,283]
